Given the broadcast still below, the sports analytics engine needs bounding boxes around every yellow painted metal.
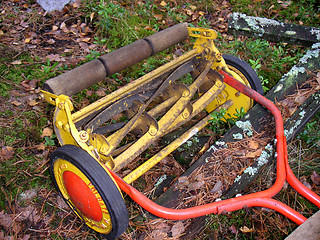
[189,28,254,118]
[71,48,200,124]
[53,158,112,234]
[123,100,233,184]
[204,65,254,117]
[42,26,255,185]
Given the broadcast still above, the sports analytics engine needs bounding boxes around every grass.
[0,0,319,239]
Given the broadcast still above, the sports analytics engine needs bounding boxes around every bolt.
[63,123,70,132]
[149,126,158,136]
[182,110,189,118]
[235,92,241,97]
[79,131,89,142]
[55,121,63,129]
[58,102,64,110]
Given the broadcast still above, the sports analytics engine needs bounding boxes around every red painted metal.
[63,171,103,222]
[106,70,319,225]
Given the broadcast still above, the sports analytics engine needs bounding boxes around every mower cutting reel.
[42,24,265,239]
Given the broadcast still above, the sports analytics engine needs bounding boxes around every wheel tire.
[223,54,264,95]
[49,145,128,240]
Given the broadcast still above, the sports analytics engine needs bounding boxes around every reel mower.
[41,23,320,239]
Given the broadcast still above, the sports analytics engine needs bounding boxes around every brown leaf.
[189,181,205,191]
[41,127,53,138]
[248,140,259,150]
[11,100,22,106]
[311,171,320,185]
[57,196,69,210]
[11,60,22,65]
[28,99,38,107]
[229,224,238,234]
[35,143,46,151]
[159,1,167,7]
[210,180,223,193]
[240,226,254,233]
[47,39,55,44]
[294,93,307,105]
[171,221,185,238]
[300,176,312,189]
[1,146,14,160]
[246,148,262,158]
[0,211,13,230]
[154,14,163,20]
[96,88,106,97]
[316,72,320,85]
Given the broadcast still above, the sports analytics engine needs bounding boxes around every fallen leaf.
[11,60,22,65]
[160,1,167,7]
[210,180,223,193]
[316,72,320,85]
[189,5,197,10]
[171,221,185,238]
[0,211,13,230]
[240,226,254,233]
[28,99,38,107]
[47,39,55,44]
[11,100,22,106]
[189,181,205,191]
[41,127,53,138]
[1,146,14,160]
[35,143,46,151]
[246,148,262,158]
[57,196,69,210]
[248,140,259,150]
[150,229,167,239]
[90,12,95,22]
[300,176,312,189]
[177,176,189,187]
[144,26,153,31]
[294,94,307,105]
[311,171,320,185]
[96,88,106,97]
[229,224,238,234]
[52,25,58,31]
[22,235,31,240]
[154,14,163,20]
[19,189,38,202]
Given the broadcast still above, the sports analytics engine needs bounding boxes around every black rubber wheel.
[49,144,128,240]
[223,54,264,95]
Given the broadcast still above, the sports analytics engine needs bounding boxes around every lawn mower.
[41,23,320,239]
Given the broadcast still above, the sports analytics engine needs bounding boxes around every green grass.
[1,0,319,238]
[230,0,320,26]
[220,38,304,92]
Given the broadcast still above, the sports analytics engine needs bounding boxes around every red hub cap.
[63,171,103,222]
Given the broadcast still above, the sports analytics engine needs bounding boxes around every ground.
[0,0,319,239]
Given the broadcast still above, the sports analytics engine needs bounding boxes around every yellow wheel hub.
[205,65,254,118]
